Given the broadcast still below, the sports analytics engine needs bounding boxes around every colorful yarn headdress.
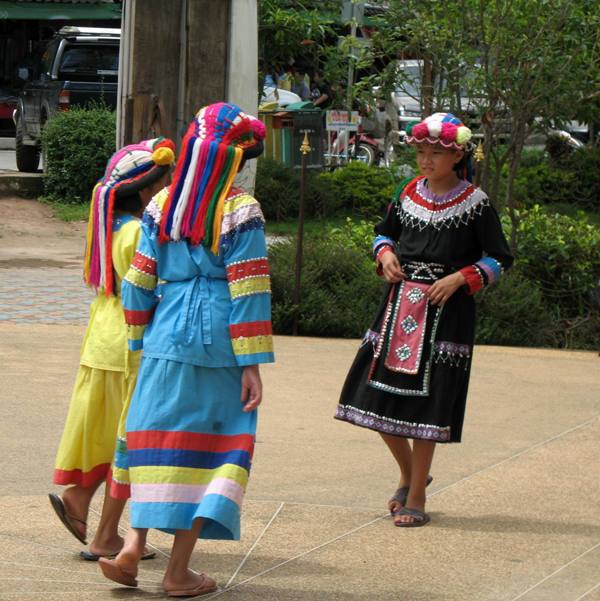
[84,137,176,296]
[159,102,266,253]
[406,112,472,149]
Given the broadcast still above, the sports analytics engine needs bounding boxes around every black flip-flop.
[389,475,433,514]
[394,507,431,528]
[48,493,87,545]
[80,549,157,562]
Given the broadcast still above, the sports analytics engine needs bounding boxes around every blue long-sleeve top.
[121,187,274,368]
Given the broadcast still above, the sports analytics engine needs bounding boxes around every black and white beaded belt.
[401,261,450,283]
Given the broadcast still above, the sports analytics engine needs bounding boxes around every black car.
[13,26,120,172]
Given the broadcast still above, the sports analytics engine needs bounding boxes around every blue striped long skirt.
[124,357,256,540]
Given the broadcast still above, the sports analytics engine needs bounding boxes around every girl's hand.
[380,251,405,283]
[241,365,262,412]
[427,272,466,306]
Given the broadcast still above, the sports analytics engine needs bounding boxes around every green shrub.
[255,159,400,221]
[316,161,397,220]
[328,217,377,258]
[513,161,576,207]
[513,145,600,211]
[269,235,383,337]
[475,269,556,347]
[515,205,600,317]
[42,106,116,204]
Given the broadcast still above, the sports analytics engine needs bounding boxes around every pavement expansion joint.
[509,541,600,601]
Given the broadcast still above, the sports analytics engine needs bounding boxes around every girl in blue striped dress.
[98,103,274,597]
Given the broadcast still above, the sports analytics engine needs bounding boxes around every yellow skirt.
[53,361,139,488]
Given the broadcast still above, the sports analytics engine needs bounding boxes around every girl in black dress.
[335,113,513,527]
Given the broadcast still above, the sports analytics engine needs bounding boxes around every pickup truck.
[13,26,120,172]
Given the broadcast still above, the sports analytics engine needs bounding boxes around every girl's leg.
[380,433,413,512]
[98,526,147,587]
[89,482,127,555]
[61,481,103,539]
[395,439,436,524]
[162,518,214,592]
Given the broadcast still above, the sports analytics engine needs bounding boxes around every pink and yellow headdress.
[83,137,176,296]
[159,102,266,253]
[406,112,472,149]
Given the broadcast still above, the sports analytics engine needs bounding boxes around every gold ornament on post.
[474,140,485,163]
[300,131,312,155]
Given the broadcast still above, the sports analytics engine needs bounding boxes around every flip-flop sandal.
[98,557,138,587]
[389,475,433,515]
[48,493,87,545]
[164,573,218,597]
[80,549,156,561]
[394,507,431,528]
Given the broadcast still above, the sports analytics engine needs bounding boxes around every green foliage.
[513,162,576,207]
[475,269,556,347]
[328,217,376,258]
[268,210,600,349]
[255,158,399,221]
[39,198,90,222]
[269,235,383,337]
[317,161,396,219]
[258,0,337,74]
[42,106,116,204]
[514,205,600,319]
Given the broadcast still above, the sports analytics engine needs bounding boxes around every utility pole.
[342,0,365,112]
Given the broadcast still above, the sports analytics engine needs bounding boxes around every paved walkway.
[0,199,598,600]
[0,268,90,324]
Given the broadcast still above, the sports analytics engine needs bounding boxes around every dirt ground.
[0,197,86,269]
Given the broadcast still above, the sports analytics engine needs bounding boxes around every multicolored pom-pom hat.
[159,102,266,253]
[84,137,176,296]
[406,112,472,149]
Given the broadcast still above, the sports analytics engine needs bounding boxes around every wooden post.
[117,0,233,147]
[292,132,311,336]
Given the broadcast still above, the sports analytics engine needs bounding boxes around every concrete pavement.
[0,198,599,600]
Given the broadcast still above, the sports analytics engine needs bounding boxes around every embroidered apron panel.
[384,281,431,374]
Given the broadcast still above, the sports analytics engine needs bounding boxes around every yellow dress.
[53,215,141,488]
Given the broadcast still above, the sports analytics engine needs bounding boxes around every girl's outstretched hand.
[241,365,262,412]
[427,272,466,306]
[380,251,405,283]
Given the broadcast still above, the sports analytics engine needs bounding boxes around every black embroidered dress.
[335,176,513,443]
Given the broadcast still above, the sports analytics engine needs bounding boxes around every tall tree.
[367,0,600,251]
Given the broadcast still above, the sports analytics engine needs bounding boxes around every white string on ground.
[225,502,285,588]
[203,414,599,598]
[509,542,600,601]
[203,513,388,599]
[574,581,600,601]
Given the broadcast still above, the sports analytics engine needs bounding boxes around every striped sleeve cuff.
[375,245,393,276]
[475,256,504,285]
[230,320,274,365]
[372,235,395,257]
[460,257,505,295]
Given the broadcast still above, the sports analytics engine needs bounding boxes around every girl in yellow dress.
[49,138,175,559]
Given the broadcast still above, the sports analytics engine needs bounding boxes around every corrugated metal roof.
[17,1,117,4]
